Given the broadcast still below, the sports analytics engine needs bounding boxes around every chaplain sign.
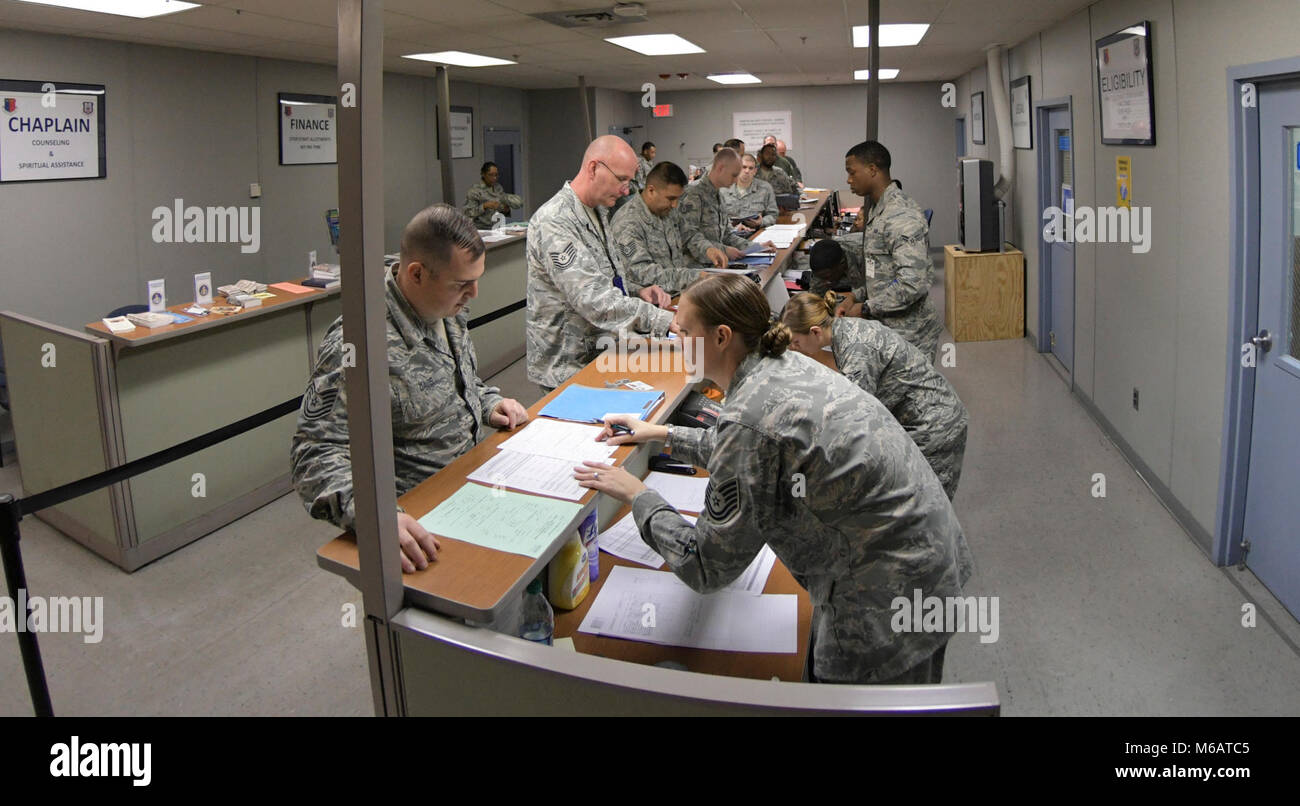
[0,80,106,183]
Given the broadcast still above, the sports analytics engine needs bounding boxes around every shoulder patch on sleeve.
[618,239,635,258]
[303,376,340,420]
[550,243,578,270]
[704,476,742,524]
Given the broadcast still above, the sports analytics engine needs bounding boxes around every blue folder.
[538,384,665,423]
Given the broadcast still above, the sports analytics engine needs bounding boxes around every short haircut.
[741,153,757,166]
[399,204,484,270]
[809,239,845,272]
[640,141,655,153]
[723,137,745,151]
[712,146,740,167]
[480,161,497,175]
[647,161,687,189]
[712,142,723,152]
[845,140,891,173]
[892,178,902,190]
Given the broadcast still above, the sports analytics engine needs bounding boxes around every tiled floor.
[2,257,1298,716]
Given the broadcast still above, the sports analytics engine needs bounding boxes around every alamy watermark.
[0,589,103,644]
[594,334,705,382]
[891,589,999,644]
[1043,205,1151,254]
[151,198,261,254]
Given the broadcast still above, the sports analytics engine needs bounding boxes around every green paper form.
[417,482,583,558]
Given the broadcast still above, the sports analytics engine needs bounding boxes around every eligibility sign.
[0,82,105,182]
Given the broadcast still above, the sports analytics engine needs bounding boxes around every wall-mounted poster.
[0,79,106,183]
[450,106,473,159]
[732,110,793,150]
[1096,21,1155,146]
[1011,75,1032,149]
[971,91,986,145]
[278,92,337,165]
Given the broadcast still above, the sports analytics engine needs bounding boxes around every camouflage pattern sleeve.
[666,423,717,468]
[833,231,869,301]
[543,234,673,337]
[675,187,711,245]
[865,212,932,317]
[679,214,717,263]
[290,321,357,530]
[463,184,491,224]
[759,182,778,227]
[631,421,775,592]
[503,190,523,210]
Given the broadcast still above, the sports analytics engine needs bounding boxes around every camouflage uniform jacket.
[609,191,711,295]
[631,156,653,195]
[291,268,504,530]
[631,349,973,683]
[833,184,941,359]
[525,182,674,388]
[677,177,752,251]
[831,316,969,499]
[720,178,778,227]
[756,163,797,195]
[776,154,802,183]
[463,181,524,229]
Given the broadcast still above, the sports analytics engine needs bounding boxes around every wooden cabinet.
[943,244,1025,342]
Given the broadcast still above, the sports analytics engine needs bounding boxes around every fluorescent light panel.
[403,51,516,67]
[14,0,199,16]
[854,69,900,80]
[707,73,761,85]
[852,23,929,47]
[605,34,704,55]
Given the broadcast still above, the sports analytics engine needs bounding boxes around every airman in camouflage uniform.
[833,182,941,360]
[291,267,505,530]
[827,315,968,498]
[677,154,752,252]
[632,349,973,684]
[526,180,674,389]
[757,144,798,195]
[610,189,713,295]
[463,178,523,229]
[720,176,778,228]
[776,139,802,183]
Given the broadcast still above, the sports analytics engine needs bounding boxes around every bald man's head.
[776,139,788,156]
[708,146,742,189]
[572,135,639,208]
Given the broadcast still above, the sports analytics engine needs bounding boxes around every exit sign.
[653,104,673,118]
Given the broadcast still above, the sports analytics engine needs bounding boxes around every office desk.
[470,232,528,378]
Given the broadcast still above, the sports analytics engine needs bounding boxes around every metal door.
[1242,79,1300,617]
[1039,106,1075,373]
[483,128,523,210]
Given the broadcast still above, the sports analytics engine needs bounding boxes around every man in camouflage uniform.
[610,161,727,294]
[291,204,529,573]
[463,162,524,229]
[526,135,676,391]
[831,140,941,361]
[776,139,802,183]
[757,143,798,195]
[630,141,655,195]
[578,274,973,684]
[677,148,753,256]
[720,153,779,231]
[784,300,968,498]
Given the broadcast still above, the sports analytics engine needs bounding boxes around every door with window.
[1039,105,1075,373]
[483,128,523,215]
[1243,79,1300,618]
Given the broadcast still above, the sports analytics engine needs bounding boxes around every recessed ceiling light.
[605,34,704,56]
[707,73,761,85]
[403,51,516,67]
[14,0,199,17]
[854,69,900,80]
[852,24,930,47]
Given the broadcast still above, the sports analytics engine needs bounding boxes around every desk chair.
[106,304,149,319]
[923,209,934,227]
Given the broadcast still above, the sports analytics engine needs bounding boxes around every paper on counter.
[726,545,778,595]
[577,565,796,653]
[598,511,668,568]
[271,281,314,294]
[417,482,581,558]
[467,450,587,501]
[643,471,708,513]
[496,418,616,464]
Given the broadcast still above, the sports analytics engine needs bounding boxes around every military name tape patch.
[303,381,339,420]
[549,243,577,270]
[704,477,741,523]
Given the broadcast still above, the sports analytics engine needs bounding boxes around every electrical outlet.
[250,182,262,198]
[1132,387,1140,411]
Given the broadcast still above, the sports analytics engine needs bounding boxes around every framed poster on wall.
[278,92,337,165]
[1095,20,1155,145]
[971,91,986,145]
[0,79,106,183]
[1011,75,1032,149]
[450,106,473,159]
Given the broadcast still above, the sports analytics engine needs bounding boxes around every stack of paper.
[577,565,796,653]
[464,419,615,501]
[598,512,778,595]
[496,419,615,464]
[758,223,807,249]
[642,471,708,513]
[417,483,582,558]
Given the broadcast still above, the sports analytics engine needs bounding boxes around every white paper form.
[467,450,587,501]
[599,512,776,595]
[577,565,796,653]
[643,471,709,513]
[496,418,616,464]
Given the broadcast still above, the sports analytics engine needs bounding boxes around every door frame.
[1034,96,1074,379]
[1218,57,1300,567]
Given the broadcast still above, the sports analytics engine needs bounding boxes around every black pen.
[607,422,633,436]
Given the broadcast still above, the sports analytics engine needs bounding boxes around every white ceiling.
[0,0,1095,90]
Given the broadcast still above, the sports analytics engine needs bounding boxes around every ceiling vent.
[531,5,649,29]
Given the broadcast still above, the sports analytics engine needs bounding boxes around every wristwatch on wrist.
[665,424,673,455]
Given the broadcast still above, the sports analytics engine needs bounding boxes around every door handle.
[1250,329,1273,353]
